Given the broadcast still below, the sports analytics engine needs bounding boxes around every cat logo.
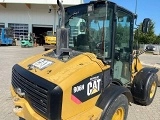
[87,76,101,96]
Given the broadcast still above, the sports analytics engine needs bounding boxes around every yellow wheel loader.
[10,0,158,120]
[43,31,56,51]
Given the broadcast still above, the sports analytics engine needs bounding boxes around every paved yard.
[0,46,159,120]
[139,53,160,66]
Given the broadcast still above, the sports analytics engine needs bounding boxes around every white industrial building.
[0,0,83,40]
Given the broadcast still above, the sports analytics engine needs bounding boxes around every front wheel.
[101,94,128,120]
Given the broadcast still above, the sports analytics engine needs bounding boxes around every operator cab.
[63,1,135,86]
[56,0,151,87]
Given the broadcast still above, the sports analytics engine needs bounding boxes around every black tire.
[19,117,25,120]
[134,73,158,106]
[101,94,128,120]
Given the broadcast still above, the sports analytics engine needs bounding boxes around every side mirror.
[142,18,151,33]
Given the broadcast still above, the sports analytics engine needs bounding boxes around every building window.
[0,23,5,28]
[8,23,28,40]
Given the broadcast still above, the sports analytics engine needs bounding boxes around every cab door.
[113,8,134,85]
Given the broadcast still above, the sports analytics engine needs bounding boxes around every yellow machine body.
[10,0,158,120]
[11,50,110,120]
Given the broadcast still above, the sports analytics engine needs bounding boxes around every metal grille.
[11,68,48,115]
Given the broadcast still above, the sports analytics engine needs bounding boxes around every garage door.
[32,24,53,28]
[8,23,28,40]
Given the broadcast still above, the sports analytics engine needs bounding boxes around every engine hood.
[17,50,107,88]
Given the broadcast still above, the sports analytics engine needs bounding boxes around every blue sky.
[84,0,160,35]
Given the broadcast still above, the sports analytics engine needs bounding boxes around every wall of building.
[0,0,83,40]
[0,4,56,28]
[0,3,60,39]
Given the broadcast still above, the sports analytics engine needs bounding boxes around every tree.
[134,20,157,44]
[155,34,160,44]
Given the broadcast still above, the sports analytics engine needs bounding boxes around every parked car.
[145,45,156,51]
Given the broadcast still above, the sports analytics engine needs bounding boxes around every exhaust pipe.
[56,0,70,56]
[57,0,65,28]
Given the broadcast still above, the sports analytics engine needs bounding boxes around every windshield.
[65,2,113,59]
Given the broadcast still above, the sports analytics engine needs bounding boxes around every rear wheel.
[150,81,156,98]
[143,75,157,105]
[134,73,158,105]
[101,94,128,120]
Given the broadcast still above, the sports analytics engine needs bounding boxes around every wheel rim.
[150,81,156,99]
[112,107,124,120]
